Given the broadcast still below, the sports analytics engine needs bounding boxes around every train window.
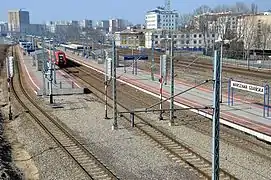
[59,54,64,60]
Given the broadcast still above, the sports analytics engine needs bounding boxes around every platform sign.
[160,55,167,78]
[230,80,264,95]
[228,79,270,118]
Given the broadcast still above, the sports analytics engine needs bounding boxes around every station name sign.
[230,80,264,94]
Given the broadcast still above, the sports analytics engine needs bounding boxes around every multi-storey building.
[145,7,178,30]
[145,30,217,51]
[96,20,110,32]
[194,12,242,37]
[22,24,46,36]
[237,12,271,50]
[79,20,92,29]
[115,29,145,48]
[109,19,128,33]
[8,9,30,32]
[0,22,8,35]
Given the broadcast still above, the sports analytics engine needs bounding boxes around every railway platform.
[65,51,271,143]
[16,46,85,96]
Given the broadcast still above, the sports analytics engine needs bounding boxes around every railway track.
[13,49,118,180]
[115,81,271,161]
[117,49,270,80]
[64,58,237,180]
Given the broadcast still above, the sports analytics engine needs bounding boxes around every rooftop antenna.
[165,0,171,11]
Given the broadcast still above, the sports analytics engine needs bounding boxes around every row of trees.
[179,2,271,60]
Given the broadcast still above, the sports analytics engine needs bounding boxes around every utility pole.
[220,42,223,103]
[53,41,56,84]
[159,55,164,120]
[42,39,46,96]
[169,34,175,126]
[6,57,13,120]
[212,50,221,180]
[104,37,109,119]
[151,32,155,81]
[49,41,53,104]
[112,38,118,130]
[132,40,134,75]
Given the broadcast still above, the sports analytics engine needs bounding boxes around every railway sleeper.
[76,157,95,165]
[75,154,92,161]
[86,167,103,173]
[89,169,107,175]
[165,143,180,148]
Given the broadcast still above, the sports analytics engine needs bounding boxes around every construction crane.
[165,0,171,11]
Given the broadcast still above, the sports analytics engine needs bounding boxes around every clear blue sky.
[1,0,270,24]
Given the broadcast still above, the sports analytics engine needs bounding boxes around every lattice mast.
[165,0,171,11]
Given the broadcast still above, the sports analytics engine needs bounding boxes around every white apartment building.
[237,12,271,50]
[194,12,242,36]
[145,7,178,30]
[145,30,217,51]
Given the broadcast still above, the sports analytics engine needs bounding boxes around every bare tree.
[213,4,231,13]
[231,2,250,13]
[238,15,257,69]
[260,23,271,60]
[178,13,193,29]
[251,3,258,14]
[194,5,213,54]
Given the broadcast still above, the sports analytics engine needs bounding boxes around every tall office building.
[8,9,30,32]
[145,7,178,30]
[109,19,128,33]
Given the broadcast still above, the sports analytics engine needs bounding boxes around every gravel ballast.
[66,54,271,179]
[41,94,200,180]
[0,45,23,180]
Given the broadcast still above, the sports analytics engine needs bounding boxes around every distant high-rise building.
[145,7,178,30]
[80,20,92,29]
[0,22,8,35]
[8,9,30,32]
[109,19,128,33]
[96,20,109,32]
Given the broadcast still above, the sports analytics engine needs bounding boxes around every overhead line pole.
[104,36,109,120]
[169,33,175,126]
[49,41,53,104]
[220,42,223,103]
[112,38,118,130]
[151,32,155,81]
[42,38,46,96]
[53,41,56,84]
[212,50,221,180]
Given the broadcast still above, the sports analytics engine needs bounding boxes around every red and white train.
[47,50,67,67]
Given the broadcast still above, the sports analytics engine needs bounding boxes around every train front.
[55,51,67,67]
